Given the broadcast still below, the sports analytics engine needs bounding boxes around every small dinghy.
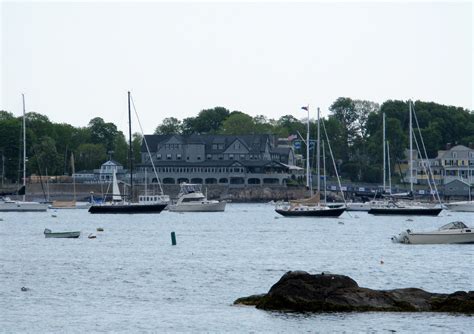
[44,228,81,239]
[391,221,474,244]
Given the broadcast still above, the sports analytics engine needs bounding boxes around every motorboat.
[445,201,474,212]
[391,221,474,244]
[168,183,226,212]
[0,196,48,212]
[368,201,442,216]
[44,228,81,239]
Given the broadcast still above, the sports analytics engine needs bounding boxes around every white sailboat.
[0,94,48,212]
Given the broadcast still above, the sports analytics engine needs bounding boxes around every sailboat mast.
[409,100,413,193]
[306,106,311,195]
[128,91,133,201]
[22,94,26,202]
[387,141,392,194]
[383,112,386,192]
[317,107,321,194]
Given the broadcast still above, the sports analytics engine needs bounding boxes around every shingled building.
[135,134,301,186]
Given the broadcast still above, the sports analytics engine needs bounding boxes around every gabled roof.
[102,160,122,166]
[437,145,474,160]
[141,134,274,154]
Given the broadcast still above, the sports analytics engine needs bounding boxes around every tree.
[220,112,256,135]
[88,117,119,151]
[154,117,182,135]
[30,136,62,176]
[76,143,107,171]
[192,107,230,134]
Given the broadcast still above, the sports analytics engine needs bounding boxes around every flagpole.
[306,106,312,196]
[317,107,320,195]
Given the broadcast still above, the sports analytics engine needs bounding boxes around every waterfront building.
[134,134,303,186]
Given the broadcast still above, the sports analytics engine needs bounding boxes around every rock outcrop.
[234,271,474,313]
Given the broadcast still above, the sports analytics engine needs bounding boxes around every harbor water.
[1,204,473,333]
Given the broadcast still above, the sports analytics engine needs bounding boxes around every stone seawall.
[19,183,310,202]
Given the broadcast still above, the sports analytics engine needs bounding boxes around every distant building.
[73,160,127,183]
[403,145,474,187]
[135,134,302,186]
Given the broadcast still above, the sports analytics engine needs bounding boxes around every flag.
[287,134,297,141]
[301,106,309,111]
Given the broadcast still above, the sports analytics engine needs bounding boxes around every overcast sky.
[1,1,472,135]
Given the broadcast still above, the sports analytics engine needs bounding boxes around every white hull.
[169,201,226,212]
[0,201,48,212]
[406,231,474,244]
[346,203,371,211]
[445,201,474,212]
[392,222,474,244]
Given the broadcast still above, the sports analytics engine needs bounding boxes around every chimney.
[446,143,452,150]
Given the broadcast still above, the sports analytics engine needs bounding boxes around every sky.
[1,1,472,135]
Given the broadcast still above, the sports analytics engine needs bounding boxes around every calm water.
[1,204,473,333]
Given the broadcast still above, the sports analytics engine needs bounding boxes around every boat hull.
[368,207,442,216]
[445,202,474,212]
[168,201,226,212]
[88,203,167,214]
[44,231,81,238]
[275,207,346,217]
[0,202,48,212]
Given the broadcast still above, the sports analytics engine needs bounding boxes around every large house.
[134,134,301,186]
[403,144,474,187]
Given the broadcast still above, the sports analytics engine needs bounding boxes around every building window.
[240,154,245,160]
[235,142,240,149]
[218,144,224,150]
[229,154,234,160]
[157,154,162,160]
[197,156,201,160]
[212,144,218,150]
[207,154,212,160]
[167,154,172,160]
[177,154,182,160]
[219,155,223,160]
[452,152,457,158]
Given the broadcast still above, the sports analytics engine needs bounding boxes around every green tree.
[220,112,256,135]
[76,143,107,171]
[154,117,182,135]
[88,117,119,151]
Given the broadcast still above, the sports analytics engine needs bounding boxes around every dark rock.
[234,271,474,313]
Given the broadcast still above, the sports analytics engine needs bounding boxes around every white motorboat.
[0,197,48,212]
[391,221,474,244]
[445,201,474,212]
[168,183,226,212]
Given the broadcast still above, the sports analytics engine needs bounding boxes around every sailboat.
[88,91,167,214]
[368,100,442,216]
[275,106,346,217]
[0,94,48,212]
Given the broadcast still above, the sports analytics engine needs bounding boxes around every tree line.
[1,98,472,185]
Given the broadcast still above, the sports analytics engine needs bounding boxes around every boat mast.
[317,107,321,195]
[128,91,133,202]
[322,139,327,203]
[383,112,386,192]
[305,106,311,195]
[409,100,413,193]
[387,141,392,194]
[22,94,26,202]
